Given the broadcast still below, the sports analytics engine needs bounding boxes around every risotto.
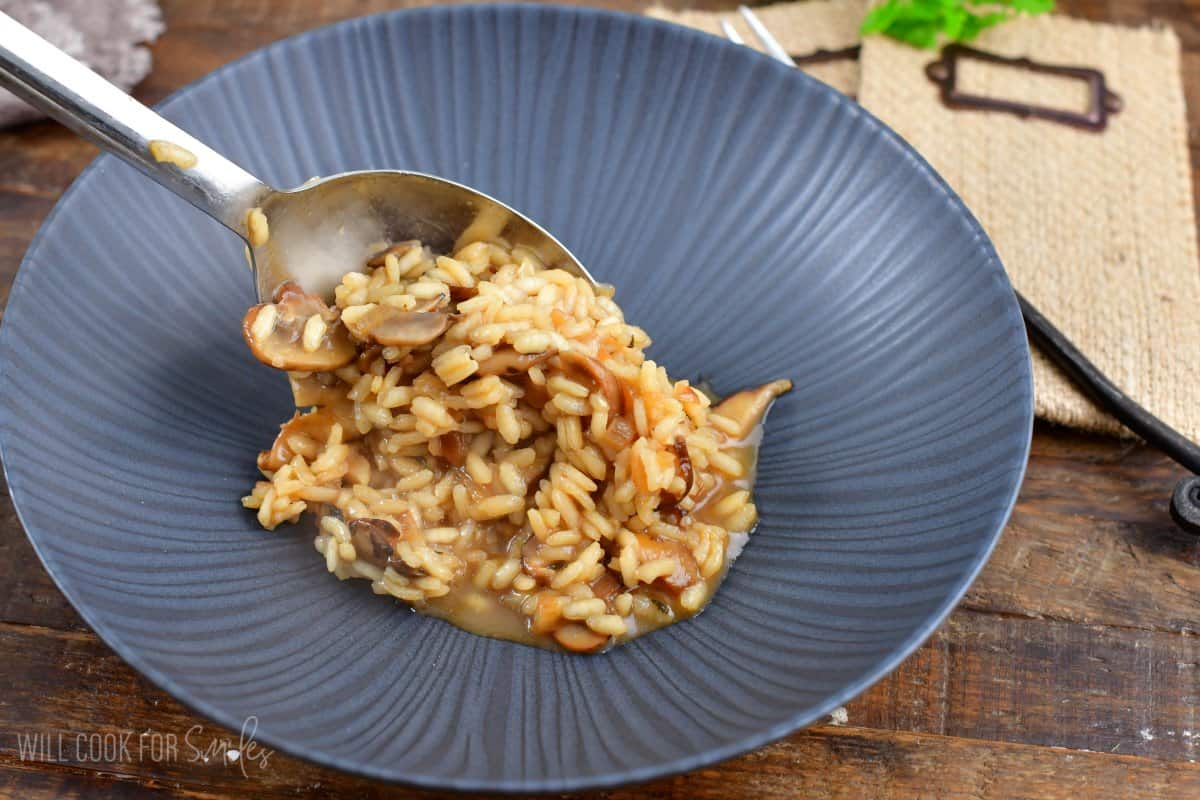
[241,236,790,652]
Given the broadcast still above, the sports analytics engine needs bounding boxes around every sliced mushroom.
[552,623,609,653]
[243,281,356,372]
[595,416,636,455]
[636,534,701,593]
[558,352,623,414]
[258,433,293,474]
[589,571,621,604]
[288,371,344,407]
[449,285,477,302]
[373,311,449,346]
[658,437,694,523]
[522,537,558,584]
[348,515,427,577]
[356,343,383,373]
[343,306,450,347]
[474,347,557,377]
[438,431,468,467]
[257,404,358,472]
[520,378,551,410]
[659,506,683,526]
[672,438,694,500]
[349,518,400,568]
[711,379,793,440]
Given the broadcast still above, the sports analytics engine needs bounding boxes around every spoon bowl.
[0,11,591,302]
[254,170,591,299]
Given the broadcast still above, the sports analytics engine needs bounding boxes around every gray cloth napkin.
[0,0,164,128]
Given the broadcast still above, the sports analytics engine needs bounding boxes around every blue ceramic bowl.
[0,5,1032,792]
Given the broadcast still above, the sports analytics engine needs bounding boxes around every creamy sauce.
[370,421,767,651]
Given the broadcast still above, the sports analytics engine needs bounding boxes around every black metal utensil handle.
[1017,291,1200,534]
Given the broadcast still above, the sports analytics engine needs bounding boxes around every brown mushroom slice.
[595,415,636,455]
[522,537,557,584]
[355,343,384,373]
[636,534,701,593]
[288,372,344,407]
[258,433,294,474]
[553,623,609,653]
[521,378,551,410]
[372,311,450,347]
[558,351,623,414]
[347,514,428,577]
[658,437,695,522]
[474,347,557,377]
[449,285,478,302]
[243,281,356,372]
[257,404,358,472]
[438,431,468,467]
[669,438,694,501]
[348,518,400,568]
[343,306,450,347]
[711,379,794,440]
[589,571,621,604]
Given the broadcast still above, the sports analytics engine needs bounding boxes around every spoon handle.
[0,11,270,234]
[1017,291,1200,535]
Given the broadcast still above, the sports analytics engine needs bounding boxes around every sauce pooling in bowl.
[357,389,784,651]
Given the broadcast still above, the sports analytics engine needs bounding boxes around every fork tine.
[737,6,797,67]
[719,18,745,46]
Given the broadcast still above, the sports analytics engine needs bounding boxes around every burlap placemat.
[650,4,1200,442]
[861,18,1200,440]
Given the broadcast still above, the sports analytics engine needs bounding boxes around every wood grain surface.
[1,0,1199,797]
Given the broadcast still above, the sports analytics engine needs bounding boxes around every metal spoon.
[0,11,594,301]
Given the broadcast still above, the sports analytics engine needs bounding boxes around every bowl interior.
[0,5,1031,792]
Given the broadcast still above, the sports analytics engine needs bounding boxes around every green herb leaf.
[1010,0,1055,13]
[887,18,943,48]
[860,0,1053,49]
[860,2,901,34]
[958,10,1010,40]
[942,7,967,39]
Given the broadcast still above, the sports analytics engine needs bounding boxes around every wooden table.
[2,1,1199,797]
